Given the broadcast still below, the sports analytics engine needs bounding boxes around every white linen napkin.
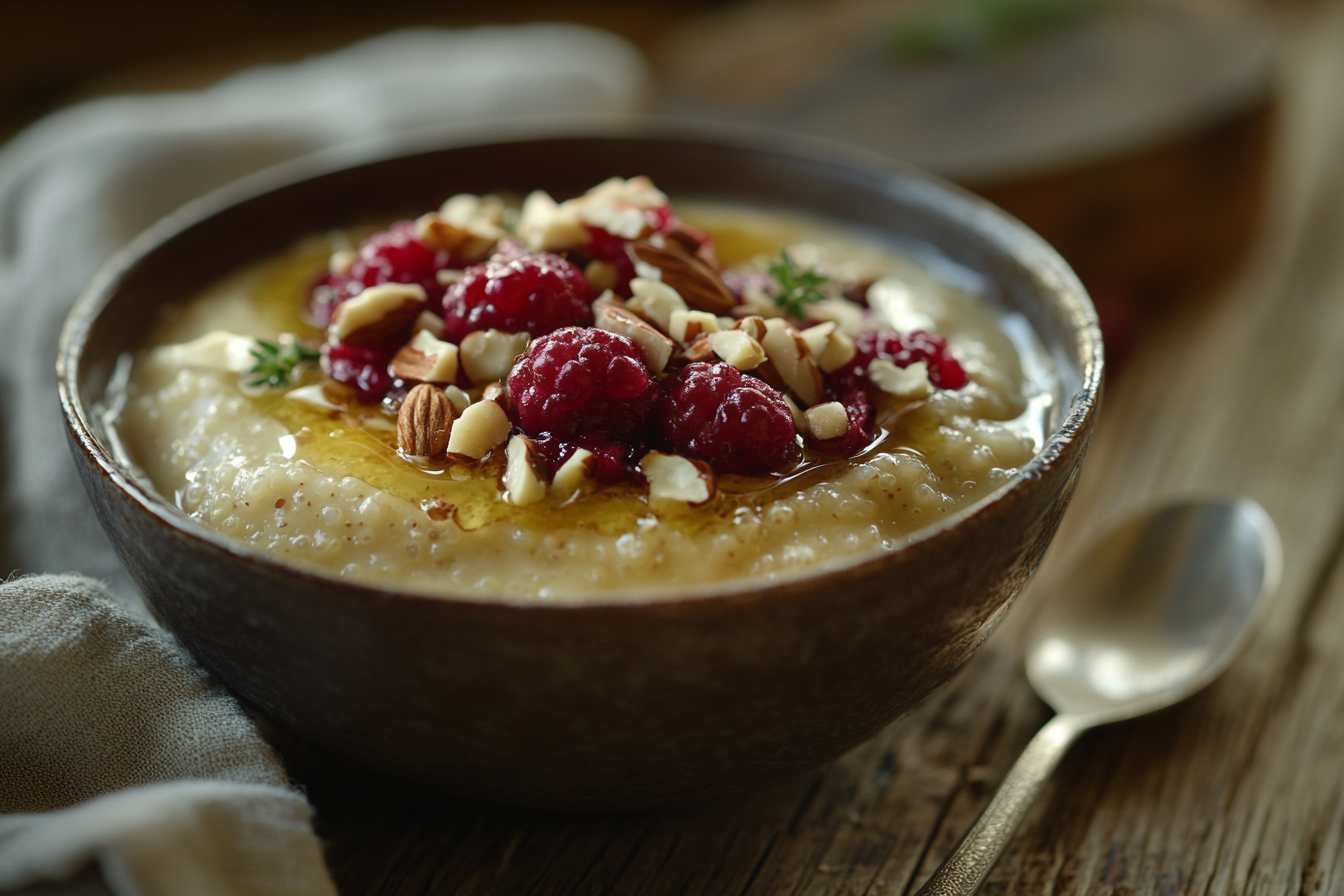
[0,25,647,894]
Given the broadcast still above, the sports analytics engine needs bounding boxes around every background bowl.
[58,128,1102,809]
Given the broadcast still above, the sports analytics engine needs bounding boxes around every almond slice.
[669,309,720,344]
[805,401,849,440]
[733,315,768,341]
[799,321,858,373]
[391,331,459,384]
[445,399,512,460]
[503,435,547,506]
[397,384,454,458]
[679,334,717,364]
[626,278,687,333]
[640,451,716,505]
[459,330,530,384]
[628,240,735,314]
[761,318,824,406]
[594,302,674,373]
[804,297,867,334]
[551,448,595,501]
[868,359,932,400]
[707,330,766,370]
[328,284,427,347]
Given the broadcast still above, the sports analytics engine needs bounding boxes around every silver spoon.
[916,498,1281,895]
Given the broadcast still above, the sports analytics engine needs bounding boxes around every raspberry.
[507,327,656,440]
[324,343,393,403]
[812,385,874,455]
[658,362,800,474]
[442,250,593,342]
[309,221,456,325]
[838,329,969,391]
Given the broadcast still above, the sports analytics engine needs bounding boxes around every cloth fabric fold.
[0,25,647,894]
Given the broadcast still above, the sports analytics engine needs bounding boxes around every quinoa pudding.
[111,177,1052,601]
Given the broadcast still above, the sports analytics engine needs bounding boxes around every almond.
[459,330,530,384]
[640,451,716,505]
[733,315,768,341]
[782,394,807,430]
[551,448,595,501]
[414,212,498,262]
[679,334,717,364]
[868,359,932,400]
[445,398,511,460]
[391,331,459,384]
[397,384,453,458]
[799,322,857,373]
[669,309,720,344]
[805,401,849,440]
[708,330,765,370]
[412,310,445,339]
[518,190,586,252]
[594,302,674,373]
[629,240,735,314]
[626,278,687,333]
[328,284,427,347]
[502,435,547,506]
[804,297,867,334]
[760,318,824,406]
[443,384,471,414]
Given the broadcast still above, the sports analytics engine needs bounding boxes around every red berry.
[507,327,656,440]
[309,221,456,326]
[838,329,968,391]
[324,343,393,403]
[658,363,800,475]
[442,250,593,342]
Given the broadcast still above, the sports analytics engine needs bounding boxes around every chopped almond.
[640,451,716,505]
[328,284,426,346]
[760,318,824,406]
[445,399,512,460]
[708,330,766,370]
[459,330,530,384]
[594,303,674,373]
[503,436,547,506]
[868,359,932,400]
[669,309,720,344]
[391,331,459,384]
[626,278,687,332]
[805,401,849,440]
[551,448,595,501]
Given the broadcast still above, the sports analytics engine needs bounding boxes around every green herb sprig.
[768,251,829,318]
[246,339,320,389]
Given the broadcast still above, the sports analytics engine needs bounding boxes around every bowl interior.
[61,129,1102,602]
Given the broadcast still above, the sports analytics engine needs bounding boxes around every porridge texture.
[114,179,1048,601]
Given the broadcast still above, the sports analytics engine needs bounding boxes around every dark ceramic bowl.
[58,128,1102,809]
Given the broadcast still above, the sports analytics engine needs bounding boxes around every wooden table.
[295,7,1344,894]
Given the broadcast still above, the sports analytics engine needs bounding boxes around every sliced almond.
[518,190,586,252]
[733,315,768,341]
[584,260,619,294]
[868,359,932,400]
[391,331,459,384]
[760,318,824,406]
[328,284,426,347]
[628,240,735,314]
[397,384,453,458]
[503,435,547,506]
[799,322,857,373]
[707,330,766,370]
[679,334,716,364]
[782,394,807,430]
[443,384,472,415]
[594,303,674,373]
[626,278,687,333]
[445,399,512,460]
[412,310,445,339]
[551,448,595,501]
[640,451,716,505]
[805,401,849,440]
[804,297,867,334]
[669,309,720,344]
[459,330,530,384]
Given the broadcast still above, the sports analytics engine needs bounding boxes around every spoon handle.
[915,714,1083,895]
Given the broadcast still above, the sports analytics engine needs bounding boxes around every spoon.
[916,498,1281,895]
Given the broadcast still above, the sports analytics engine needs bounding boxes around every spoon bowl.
[1026,499,1281,722]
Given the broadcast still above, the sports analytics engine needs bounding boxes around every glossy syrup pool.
[133,203,1052,551]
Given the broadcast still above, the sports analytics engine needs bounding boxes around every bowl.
[57,127,1102,809]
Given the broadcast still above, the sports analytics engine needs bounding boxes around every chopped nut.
[868,359,932,400]
[412,310,445,339]
[517,190,586,252]
[397,384,453,458]
[733,315,768,341]
[626,278,687,333]
[584,260,619,294]
[594,302,674,373]
[438,193,506,230]
[669,309,720,344]
[805,401,849,440]
[459,330,530,384]
[760,318,824,406]
[640,451,716,505]
[443,384,471,414]
[629,240,735,313]
[551,448,595,501]
[679,334,716,364]
[328,284,427,346]
[481,381,507,405]
[799,322,857,373]
[414,212,498,262]
[572,176,667,239]
[329,249,356,277]
[503,435,547,506]
[805,298,867,334]
[708,330,766,370]
[391,330,459,384]
[782,394,807,430]
[445,399,511,460]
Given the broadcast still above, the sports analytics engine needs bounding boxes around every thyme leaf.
[245,338,320,389]
[767,251,829,318]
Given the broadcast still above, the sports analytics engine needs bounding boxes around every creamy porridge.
[111,178,1051,600]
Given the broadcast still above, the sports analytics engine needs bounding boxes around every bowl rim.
[57,122,1103,612]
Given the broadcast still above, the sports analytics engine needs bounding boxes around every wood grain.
[301,8,1344,895]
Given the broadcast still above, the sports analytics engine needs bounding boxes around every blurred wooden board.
[295,5,1344,894]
